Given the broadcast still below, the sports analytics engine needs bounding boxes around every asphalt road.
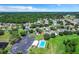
[11,36,34,54]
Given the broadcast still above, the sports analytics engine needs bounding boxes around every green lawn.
[0,31,10,42]
[35,34,44,40]
[29,34,79,54]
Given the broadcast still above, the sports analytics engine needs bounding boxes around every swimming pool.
[38,40,46,48]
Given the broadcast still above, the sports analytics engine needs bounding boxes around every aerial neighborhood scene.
[0,4,79,54]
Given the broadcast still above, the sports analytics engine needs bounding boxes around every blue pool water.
[38,40,46,48]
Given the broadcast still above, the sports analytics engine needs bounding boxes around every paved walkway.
[11,36,34,54]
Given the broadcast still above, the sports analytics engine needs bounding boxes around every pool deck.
[38,40,46,48]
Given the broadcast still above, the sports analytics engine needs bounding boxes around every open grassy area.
[0,31,10,42]
[29,34,79,54]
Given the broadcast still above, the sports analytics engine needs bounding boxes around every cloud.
[0,5,78,12]
[0,6,52,12]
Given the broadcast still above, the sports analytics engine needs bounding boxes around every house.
[37,20,41,24]
[53,20,57,26]
[25,26,30,31]
[57,29,67,32]
[44,19,49,25]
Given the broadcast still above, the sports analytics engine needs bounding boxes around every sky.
[0,4,79,12]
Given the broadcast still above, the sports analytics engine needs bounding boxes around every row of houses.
[24,18,79,36]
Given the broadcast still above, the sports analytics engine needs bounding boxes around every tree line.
[1,12,77,23]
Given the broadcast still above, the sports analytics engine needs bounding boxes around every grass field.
[29,34,79,54]
[0,31,10,42]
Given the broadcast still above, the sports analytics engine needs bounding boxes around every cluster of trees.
[57,20,63,25]
[29,29,34,33]
[42,29,79,40]
[0,12,79,23]
[30,23,45,28]
[58,30,79,36]
[9,30,21,44]
[9,28,27,45]
[59,31,73,36]
[19,29,27,36]
[63,39,77,54]
[44,33,56,40]
[0,12,67,23]
[36,28,43,34]
[44,30,79,40]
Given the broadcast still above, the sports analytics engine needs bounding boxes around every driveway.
[11,36,34,54]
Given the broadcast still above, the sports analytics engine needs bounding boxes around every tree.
[9,30,21,44]
[63,31,68,35]
[49,20,53,25]
[50,26,56,30]
[57,20,63,25]
[30,24,36,28]
[0,30,4,35]
[44,33,50,40]
[50,33,56,38]
[63,31,73,35]
[59,32,63,36]
[20,30,26,36]
[3,49,8,54]
[29,29,34,33]
[76,30,79,35]
[36,28,43,34]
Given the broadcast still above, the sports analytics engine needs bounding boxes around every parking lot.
[11,36,34,54]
